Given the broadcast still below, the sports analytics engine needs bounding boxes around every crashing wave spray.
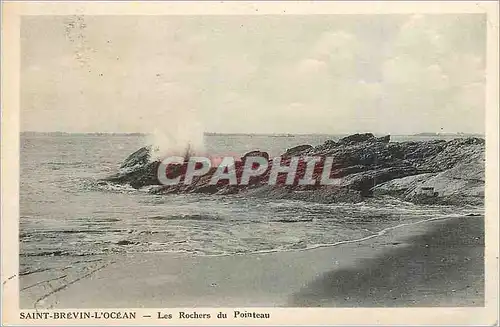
[146,114,205,161]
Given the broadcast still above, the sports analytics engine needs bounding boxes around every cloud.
[21,15,486,134]
[375,14,485,133]
[300,30,362,79]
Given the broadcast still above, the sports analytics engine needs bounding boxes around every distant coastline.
[412,132,484,137]
[20,131,486,138]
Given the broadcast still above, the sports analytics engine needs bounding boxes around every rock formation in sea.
[102,133,485,205]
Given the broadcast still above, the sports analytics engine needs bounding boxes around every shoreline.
[20,214,484,308]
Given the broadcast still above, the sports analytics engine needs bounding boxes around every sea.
[20,133,482,260]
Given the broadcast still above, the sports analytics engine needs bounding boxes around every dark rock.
[338,133,375,145]
[101,133,485,206]
[104,161,160,188]
[400,140,447,165]
[120,146,151,170]
[376,135,391,143]
[284,144,313,156]
[387,143,405,160]
[417,137,484,172]
[314,139,338,152]
[241,150,269,161]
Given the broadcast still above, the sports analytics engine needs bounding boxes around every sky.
[21,14,486,135]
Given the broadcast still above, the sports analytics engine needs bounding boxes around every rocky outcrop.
[120,146,151,170]
[101,133,485,205]
[405,152,484,205]
[105,160,160,189]
[285,145,313,156]
[371,173,437,198]
[104,146,160,189]
[372,140,484,205]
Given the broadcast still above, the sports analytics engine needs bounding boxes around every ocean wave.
[44,161,97,169]
[21,229,126,236]
[20,250,99,257]
[273,218,314,223]
[146,214,223,222]
[75,178,139,193]
[19,213,472,258]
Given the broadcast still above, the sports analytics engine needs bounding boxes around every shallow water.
[20,133,481,260]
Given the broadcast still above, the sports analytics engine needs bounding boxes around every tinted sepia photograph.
[2,1,498,324]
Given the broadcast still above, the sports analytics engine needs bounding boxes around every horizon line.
[19,131,486,136]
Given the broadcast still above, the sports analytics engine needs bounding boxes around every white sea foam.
[146,120,205,161]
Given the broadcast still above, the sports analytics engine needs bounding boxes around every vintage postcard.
[1,1,499,325]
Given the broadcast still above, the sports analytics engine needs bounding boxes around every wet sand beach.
[20,215,484,309]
